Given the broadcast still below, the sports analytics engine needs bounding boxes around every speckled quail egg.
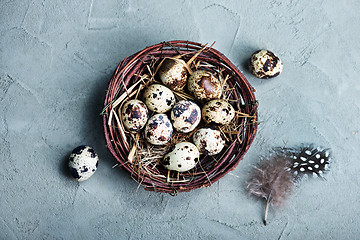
[158,58,188,91]
[202,99,235,125]
[145,114,173,145]
[143,84,176,113]
[249,49,283,79]
[187,70,222,101]
[170,100,201,133]
[68,145,99,181]
[121,99,149,132]
[163,142,199,172]
[192,128,226,156]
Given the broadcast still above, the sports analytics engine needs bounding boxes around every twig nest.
[103,40,259,193]
[158,58,188,91]
[192,128,225,156]
[68,145,99,181]
[163,142,199,172]
[202,99,235,125]
[143,84,176,113]
[170,100,201,133]
[187,70,222,100]
[121,99,149,132]
[249,49,283,79]
[145,114,173,145]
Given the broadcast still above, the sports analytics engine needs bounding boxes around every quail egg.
[187,70,222,100]
[121,99,149,132]
[143,84,176,113]
[249,49,283,79]
[192,128,225,156]
[145,114,173,145]
[163,142,199,172]
[68,145,99,181]
[158,58,188,91]
[202,99,235,125]
[170,100,201,133]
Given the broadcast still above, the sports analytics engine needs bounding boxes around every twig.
[186,43,208,67]
[128,143,137,163]
[110,80,142,109]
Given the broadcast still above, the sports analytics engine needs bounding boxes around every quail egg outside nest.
[143,84,176,113]
[249,49,283,79]
[163,142,199,172]
[170,100,201,133]
[145,113,173,145]
[68,145,99,181]
[202,99,235,125]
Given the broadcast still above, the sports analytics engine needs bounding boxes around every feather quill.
[246,155,295,225]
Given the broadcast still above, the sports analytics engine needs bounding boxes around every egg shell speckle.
[143,84,176,113]
[187,70,222,101]
[163,142,199,172]
[121,99,148,132]
[192,128,226,156]
[249,49,283,79]
[202,99,235,125]
[145,114,173,145]
[158,58,188,91]
[68,145,99,181]
[171,100,201,133]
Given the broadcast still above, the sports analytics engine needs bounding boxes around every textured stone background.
[1,0,359,239]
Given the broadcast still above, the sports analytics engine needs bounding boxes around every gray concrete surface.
[1,0,359,239]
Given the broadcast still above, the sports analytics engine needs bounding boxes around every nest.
[102,40,258,194]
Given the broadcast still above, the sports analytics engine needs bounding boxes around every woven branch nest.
[103,40,258,194]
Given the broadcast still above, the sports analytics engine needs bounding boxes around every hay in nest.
[103,40,258,194]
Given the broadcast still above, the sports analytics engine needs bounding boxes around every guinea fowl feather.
[246,145,331,225]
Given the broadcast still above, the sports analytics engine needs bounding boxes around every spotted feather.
[277,145,331,178]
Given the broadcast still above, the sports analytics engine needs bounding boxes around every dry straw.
[103,40,258,194]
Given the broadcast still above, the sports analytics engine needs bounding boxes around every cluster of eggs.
[120,58,235,173]
[67,49,282,181]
